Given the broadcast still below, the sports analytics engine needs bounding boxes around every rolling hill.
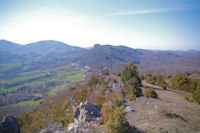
[76,44,200,74]
[0,40,21,52]
[0,39,200,127]
[1,39,200,74]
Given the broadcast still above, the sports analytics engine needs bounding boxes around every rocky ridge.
[68,101,101,132]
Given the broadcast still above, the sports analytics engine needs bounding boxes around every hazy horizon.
[1,38,200,51]
[0,0,200,50]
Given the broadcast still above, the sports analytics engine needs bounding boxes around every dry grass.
[156,104,186,121]
[156,104,171,118]
[184,95,189,101]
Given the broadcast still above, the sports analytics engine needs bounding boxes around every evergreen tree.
[120,62,141,85]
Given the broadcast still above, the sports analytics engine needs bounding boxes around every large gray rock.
[68,101,101,132]
[73,101,100,124]
[68,123,90,132]
[0,116,20,133]
[112,83,124,90]
[125,106,134,112]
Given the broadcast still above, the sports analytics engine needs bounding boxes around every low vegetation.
[193,85,200,104]
[170,73,200,104]
[15,62,200,132]
[144,72,200,104]
[18,94,74,133]
[145,73,167,89]
[170,73,199,93]
[101,102,129,133]
[144,88,158,98]
[17,62,142,133]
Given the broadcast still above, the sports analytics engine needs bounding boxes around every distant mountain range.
[1,39,200,74]
[0,39,85,55]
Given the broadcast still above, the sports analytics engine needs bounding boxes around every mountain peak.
[26,40,69,46]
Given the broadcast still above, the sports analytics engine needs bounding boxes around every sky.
[0,0,200,50]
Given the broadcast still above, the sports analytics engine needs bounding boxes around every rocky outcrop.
[73,101,100,124]
[67,123,90,132]
[0,116,20,133]
[125,106,134,112]
[68,101,101,132]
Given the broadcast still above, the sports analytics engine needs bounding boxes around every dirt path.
[126,80,200,133]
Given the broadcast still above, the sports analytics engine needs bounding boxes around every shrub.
[99,79,106,86]
[111,78,118,83]
[18,94,74,133]
[120,89,126,98]
[101,87,108,95]
[128,92,136,101]
[145,73,154,84]
[104,92,122,102]
[106,107,129,133]
[144,88,158,98]
[87,75,99,87]
[193,85,200,104]
[95,95,105,107]
[160,82,167,90]
[116,72,121,76]
[113,99,124,107]
[73,87,88,104]
[68,84,77,91]
[89,87,93,92]
[102,69,109,75]
[100,103,113,123]
[184,95,189,101]
[170,73,197,93]
[127,77,141,89]
[156,75,164,84]
[120,62,141,85]
[101,102,128,133]
[126,77,142,97]
[156,75,167,89]
[143,85,147,89]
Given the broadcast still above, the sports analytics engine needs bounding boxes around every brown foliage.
[144,88,158,98]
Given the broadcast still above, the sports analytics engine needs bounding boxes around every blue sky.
[0,0,200,50]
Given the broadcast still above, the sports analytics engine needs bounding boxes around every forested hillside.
[16,62,200,133]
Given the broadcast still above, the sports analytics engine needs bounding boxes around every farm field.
[0,62,91,111]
